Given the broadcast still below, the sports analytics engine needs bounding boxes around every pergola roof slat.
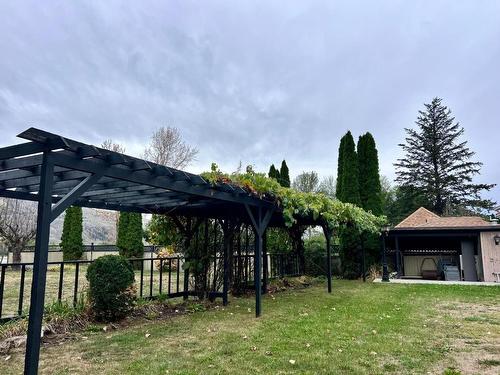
[0,128,276,216]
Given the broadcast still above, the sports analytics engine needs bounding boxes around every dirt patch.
[433,301,500,375]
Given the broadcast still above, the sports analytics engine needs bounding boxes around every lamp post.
[381,226,390,282]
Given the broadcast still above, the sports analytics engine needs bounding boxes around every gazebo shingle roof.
[395,207,491,229]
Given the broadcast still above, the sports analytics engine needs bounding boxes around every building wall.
[480,231,500,282]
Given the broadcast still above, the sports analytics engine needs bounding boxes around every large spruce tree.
[60,206,83,260]
[336,131,362,279]
[357,133,383,267]
[279,160,291,188]
[395,98,495,215]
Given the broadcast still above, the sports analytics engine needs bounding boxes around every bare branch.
[143,126,198,169]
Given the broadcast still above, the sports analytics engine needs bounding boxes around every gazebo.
[0,128,337,374]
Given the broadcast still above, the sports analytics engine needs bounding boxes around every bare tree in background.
[144,126,198,168]
[101,139,126,154]
[317,175,336,198]
[0,198,37,264]
[101,139,127,235]
[292,171,319,193]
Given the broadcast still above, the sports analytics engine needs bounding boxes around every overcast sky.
[0,1,499,204]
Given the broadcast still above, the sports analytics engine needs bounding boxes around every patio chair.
[420,257,439,280]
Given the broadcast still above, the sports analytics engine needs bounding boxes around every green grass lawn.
[1,280,499,374]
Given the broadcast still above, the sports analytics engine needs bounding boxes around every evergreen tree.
[395,97,495,214]
[357,133,383,267]
[358,133,382,215]
[336,131,361,279]
[335,135,347,198]
[117,212,143,259]
[60,206,83,260]
[337,132,360,205]
[279,160,291,188]
[126,213,144,258]
[268,164,280,181]
[116,212,130,252]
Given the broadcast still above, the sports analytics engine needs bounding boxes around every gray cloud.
[0,0,499,203]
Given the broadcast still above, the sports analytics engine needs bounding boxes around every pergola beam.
[50,173,103,221]
[50,151,272,208]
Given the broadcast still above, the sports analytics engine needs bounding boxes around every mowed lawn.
[1,280,499,374]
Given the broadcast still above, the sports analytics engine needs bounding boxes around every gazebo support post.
[220,219,238,306]
[322,224,333,293]
[395,236,401,278]
[24,153,54,375]
[25,152,102,375]
[361,239,366,282]
[262,229,268,294]
[245,204,274,317]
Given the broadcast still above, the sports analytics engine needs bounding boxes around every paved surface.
[373,278,499,286]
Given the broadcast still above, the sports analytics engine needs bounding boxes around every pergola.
[0,128,334,374]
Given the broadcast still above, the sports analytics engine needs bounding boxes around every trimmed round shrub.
[86,255,136,321]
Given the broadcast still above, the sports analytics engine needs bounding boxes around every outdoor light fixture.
[381,226,391,282]
[494,235,500,246]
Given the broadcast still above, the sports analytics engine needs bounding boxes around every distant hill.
[49,209,151,245]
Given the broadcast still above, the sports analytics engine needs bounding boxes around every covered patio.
[383,207,500,282]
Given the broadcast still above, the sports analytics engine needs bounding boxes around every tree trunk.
[10,242,24,269]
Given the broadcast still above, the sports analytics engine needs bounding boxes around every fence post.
[73,262,80,307]
[0,265,6,318]
[18,264,26,316]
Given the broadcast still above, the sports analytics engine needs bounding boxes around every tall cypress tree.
[117,212,144,259]
[338,132,360,205]
[60,206,83,260]
[126,213,144,258]
[268,164,279,181]
[358,133,382,215]
[116,212,129,253]
[395,97,495,214]
[336,135,347,199]
[279,160,291,188]
[357,133,383,267]
[336,131,361,279]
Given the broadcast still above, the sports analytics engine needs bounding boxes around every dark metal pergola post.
[221,220,230,306]
[262,229,268,294]
[245,204,274,317]
[24,152,54,375]
[322,224,333,293]
[361,240,366,282]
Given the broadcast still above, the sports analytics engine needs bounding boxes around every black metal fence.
[0,252,300,321]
